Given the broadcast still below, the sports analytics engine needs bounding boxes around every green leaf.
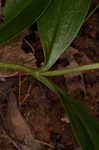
[38,76,99,150]
[38,0,91,70]
[0,0,51,45]
[3,0,32,22]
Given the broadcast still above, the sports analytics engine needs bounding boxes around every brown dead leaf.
[0,78,18,103]
[4,92,42,150]
[0,31,37,78]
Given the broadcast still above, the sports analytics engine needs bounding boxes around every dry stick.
[18,73,22,105]
[24,38,35,54]
[22,84,32,104]
[38,140,54,149]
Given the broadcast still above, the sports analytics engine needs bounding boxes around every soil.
[0,0,99,149]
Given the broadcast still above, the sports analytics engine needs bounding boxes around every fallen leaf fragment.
[4,92,42,150]
[0,31,36,78]
[60,47,92,96]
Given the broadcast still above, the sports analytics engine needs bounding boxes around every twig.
[22,84,32,104]
[38,140,54,149]
[18,73,22,105]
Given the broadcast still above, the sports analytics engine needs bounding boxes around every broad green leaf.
[3,0,32,22]
[38,0,91,70]
[38,76,99,150]
[0,0,51,45]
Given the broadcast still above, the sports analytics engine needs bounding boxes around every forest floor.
[0,0,98,150]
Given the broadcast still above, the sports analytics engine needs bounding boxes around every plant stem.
[85,3,99,23]
[40,63,99,77]
[0,62,39,78]
[37,75,59,96]
[0,62,99,78]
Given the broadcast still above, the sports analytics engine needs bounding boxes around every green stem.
[0,62,39,78]
[37,75,59,95]
[85,3,99,23]
[40,63,99,77]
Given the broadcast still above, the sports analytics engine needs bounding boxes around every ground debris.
[0,0,98,149]
[59,47,91,97]
[0,31,37,78]
[4,92,42,150]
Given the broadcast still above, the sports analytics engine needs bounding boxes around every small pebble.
[61,116,70,123]
[0,77,6,82]
[75,147,81,150]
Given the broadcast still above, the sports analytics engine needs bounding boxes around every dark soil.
[0,0,99,149]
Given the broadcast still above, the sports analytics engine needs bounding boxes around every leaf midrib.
[46,0,63,64]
